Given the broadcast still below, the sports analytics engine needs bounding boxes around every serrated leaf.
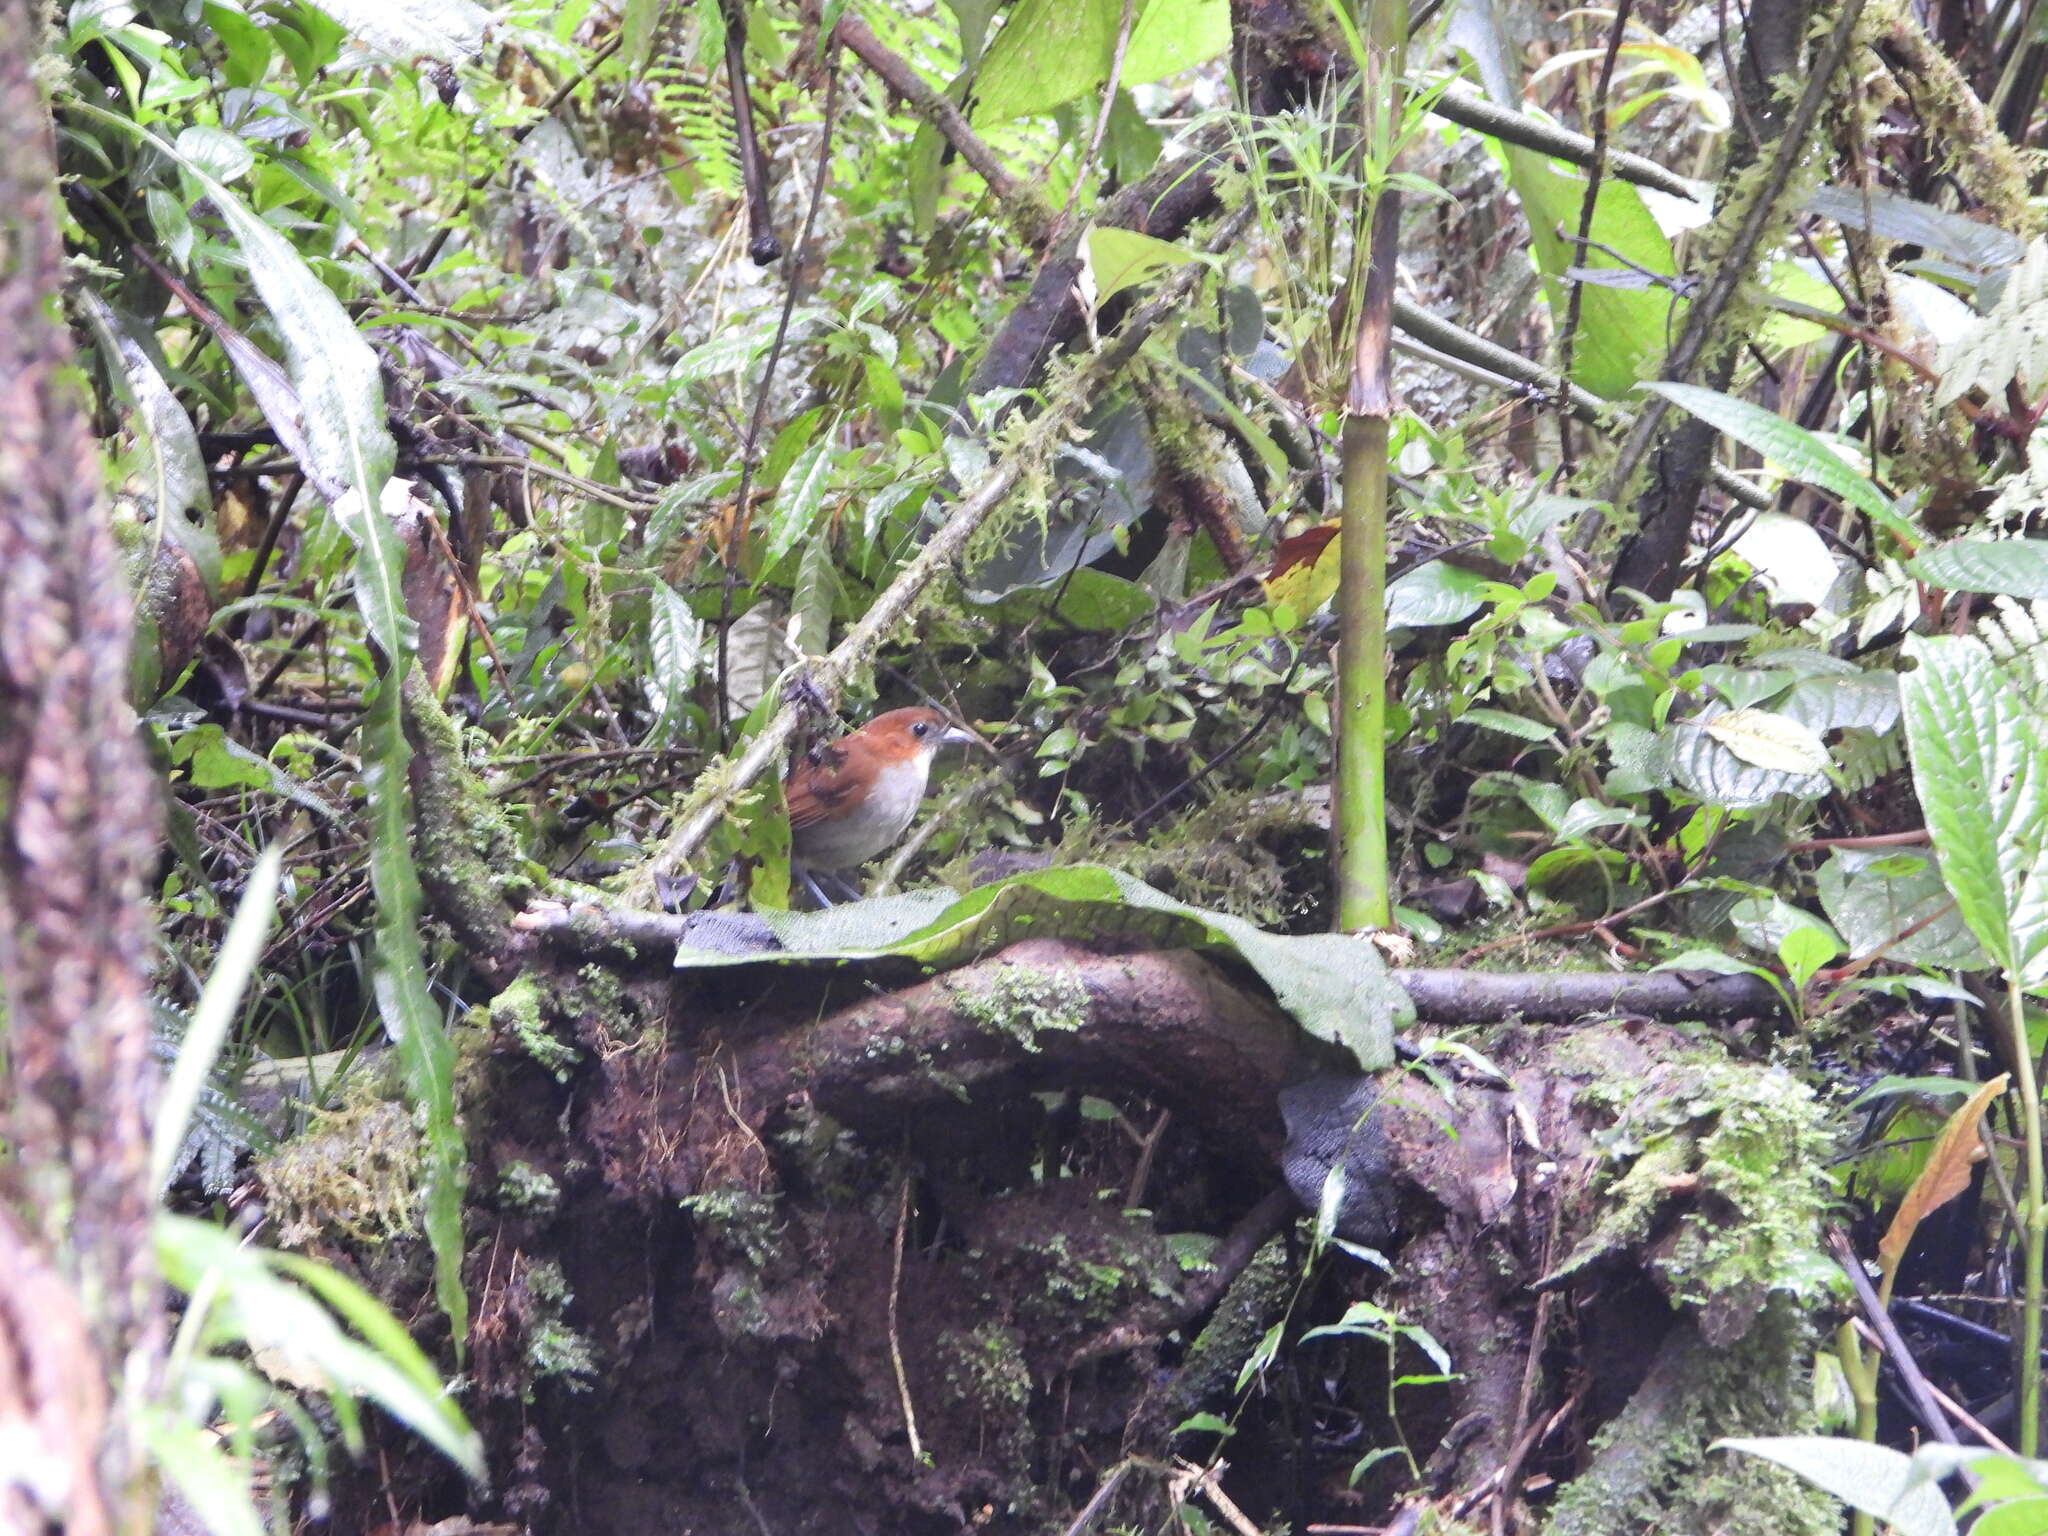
[1702,708,1832,775]
[1937,237,2048,407]
[764,437,835,569]
[1907,538,2048,601]
[670,327,772,385]
[647,580,705,740]
[1900,635,2048,987]
[1668,706,1829,808]
[1463,707,1555,742]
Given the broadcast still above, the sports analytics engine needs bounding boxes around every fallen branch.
[515,896,1786,1022]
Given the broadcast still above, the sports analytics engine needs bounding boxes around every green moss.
[1660,1058,1841,1313]
[1544,1305,1834,1536]
[939,1322,1032,1413]
[403,674,534,949]
[681,1185,783,1270]
[495,1159,560,1214]
[951,965,1089,1052]
[489,975,581,1081]
[520,1258,597,1394]
[258,1098,421,1249]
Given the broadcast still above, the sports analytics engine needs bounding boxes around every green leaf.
[1035,567,1157,631]
[1644,383,1916,545]
[1937,237,2048,408]
[1121,0,1230,86]
[1462,707,1555,742]
[765,436,836,569]
[1385,562,1491,627]
[1900,635,2048,987]
[1907,538,2048,601]
[1504,149,1675,397]
[152,848,281,1192]
[1715,1437,1955,1536]
[647,579,706,741]
[292,0,491,61]
[145,1418,267,1536]
[155,1215,483,1477]
[176,124,254,183]
[1083,226,1199,307]
[972,0,1136,123]
[674,866,1408,1068]
[76,289,219,595]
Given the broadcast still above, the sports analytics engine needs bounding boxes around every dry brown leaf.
[1878,1073,2009,1290]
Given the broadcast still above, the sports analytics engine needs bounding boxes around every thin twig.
[888,1175,924,1463]
[1555,0,1637,471]
[1046,0,1137,251]
[716,61,842,740]
[1825,1224,1962,1447]
[811,0,1039,231]
[1602,0,1872,508]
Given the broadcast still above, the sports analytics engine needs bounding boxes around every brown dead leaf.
[1877,1073,2008,1293]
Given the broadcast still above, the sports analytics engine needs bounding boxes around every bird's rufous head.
[848,706,978,763]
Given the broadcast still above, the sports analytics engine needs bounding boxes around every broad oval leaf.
[1715,1437,1955,1536]
[1702,708,1832,776]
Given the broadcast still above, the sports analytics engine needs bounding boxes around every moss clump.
[1544,1305,1834,1536]
[520,1257,596,1394]
[1658,1058,1840,1322]
[489,975,580,1082]
[951,965,1089,1052]
[495,1160,560,1214]
[403,675,535,949]
[259,1098,421,1249]
[938,1322,1034,1465]
[1548,1048,1839,1335]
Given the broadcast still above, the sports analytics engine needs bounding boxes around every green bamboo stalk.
[2011,970,2044,1456]
[1331,0,1407,933]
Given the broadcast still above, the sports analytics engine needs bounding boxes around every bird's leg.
[823,869,864,903]
[793,861,838,910]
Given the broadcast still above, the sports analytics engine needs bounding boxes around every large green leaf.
[1900,635,2048,988]
[1504,148,1676,398]
[1715,1437,1955,1536]
[973,0,1228,124]
[1907,538,2048,601]
[673,866,1407,1068]
[1644,382,1918,546]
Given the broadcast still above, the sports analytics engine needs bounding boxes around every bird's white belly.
[796,757,931,869]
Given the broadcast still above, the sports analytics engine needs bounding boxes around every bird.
[785,706,977,906]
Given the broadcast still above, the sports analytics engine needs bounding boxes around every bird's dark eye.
[911,720,930,738]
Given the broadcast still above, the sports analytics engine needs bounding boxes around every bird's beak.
[941,724,983,751]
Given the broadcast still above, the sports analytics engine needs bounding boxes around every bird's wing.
[785,740,870,830]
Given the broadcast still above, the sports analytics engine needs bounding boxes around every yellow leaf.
[1701,708,1831,775]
